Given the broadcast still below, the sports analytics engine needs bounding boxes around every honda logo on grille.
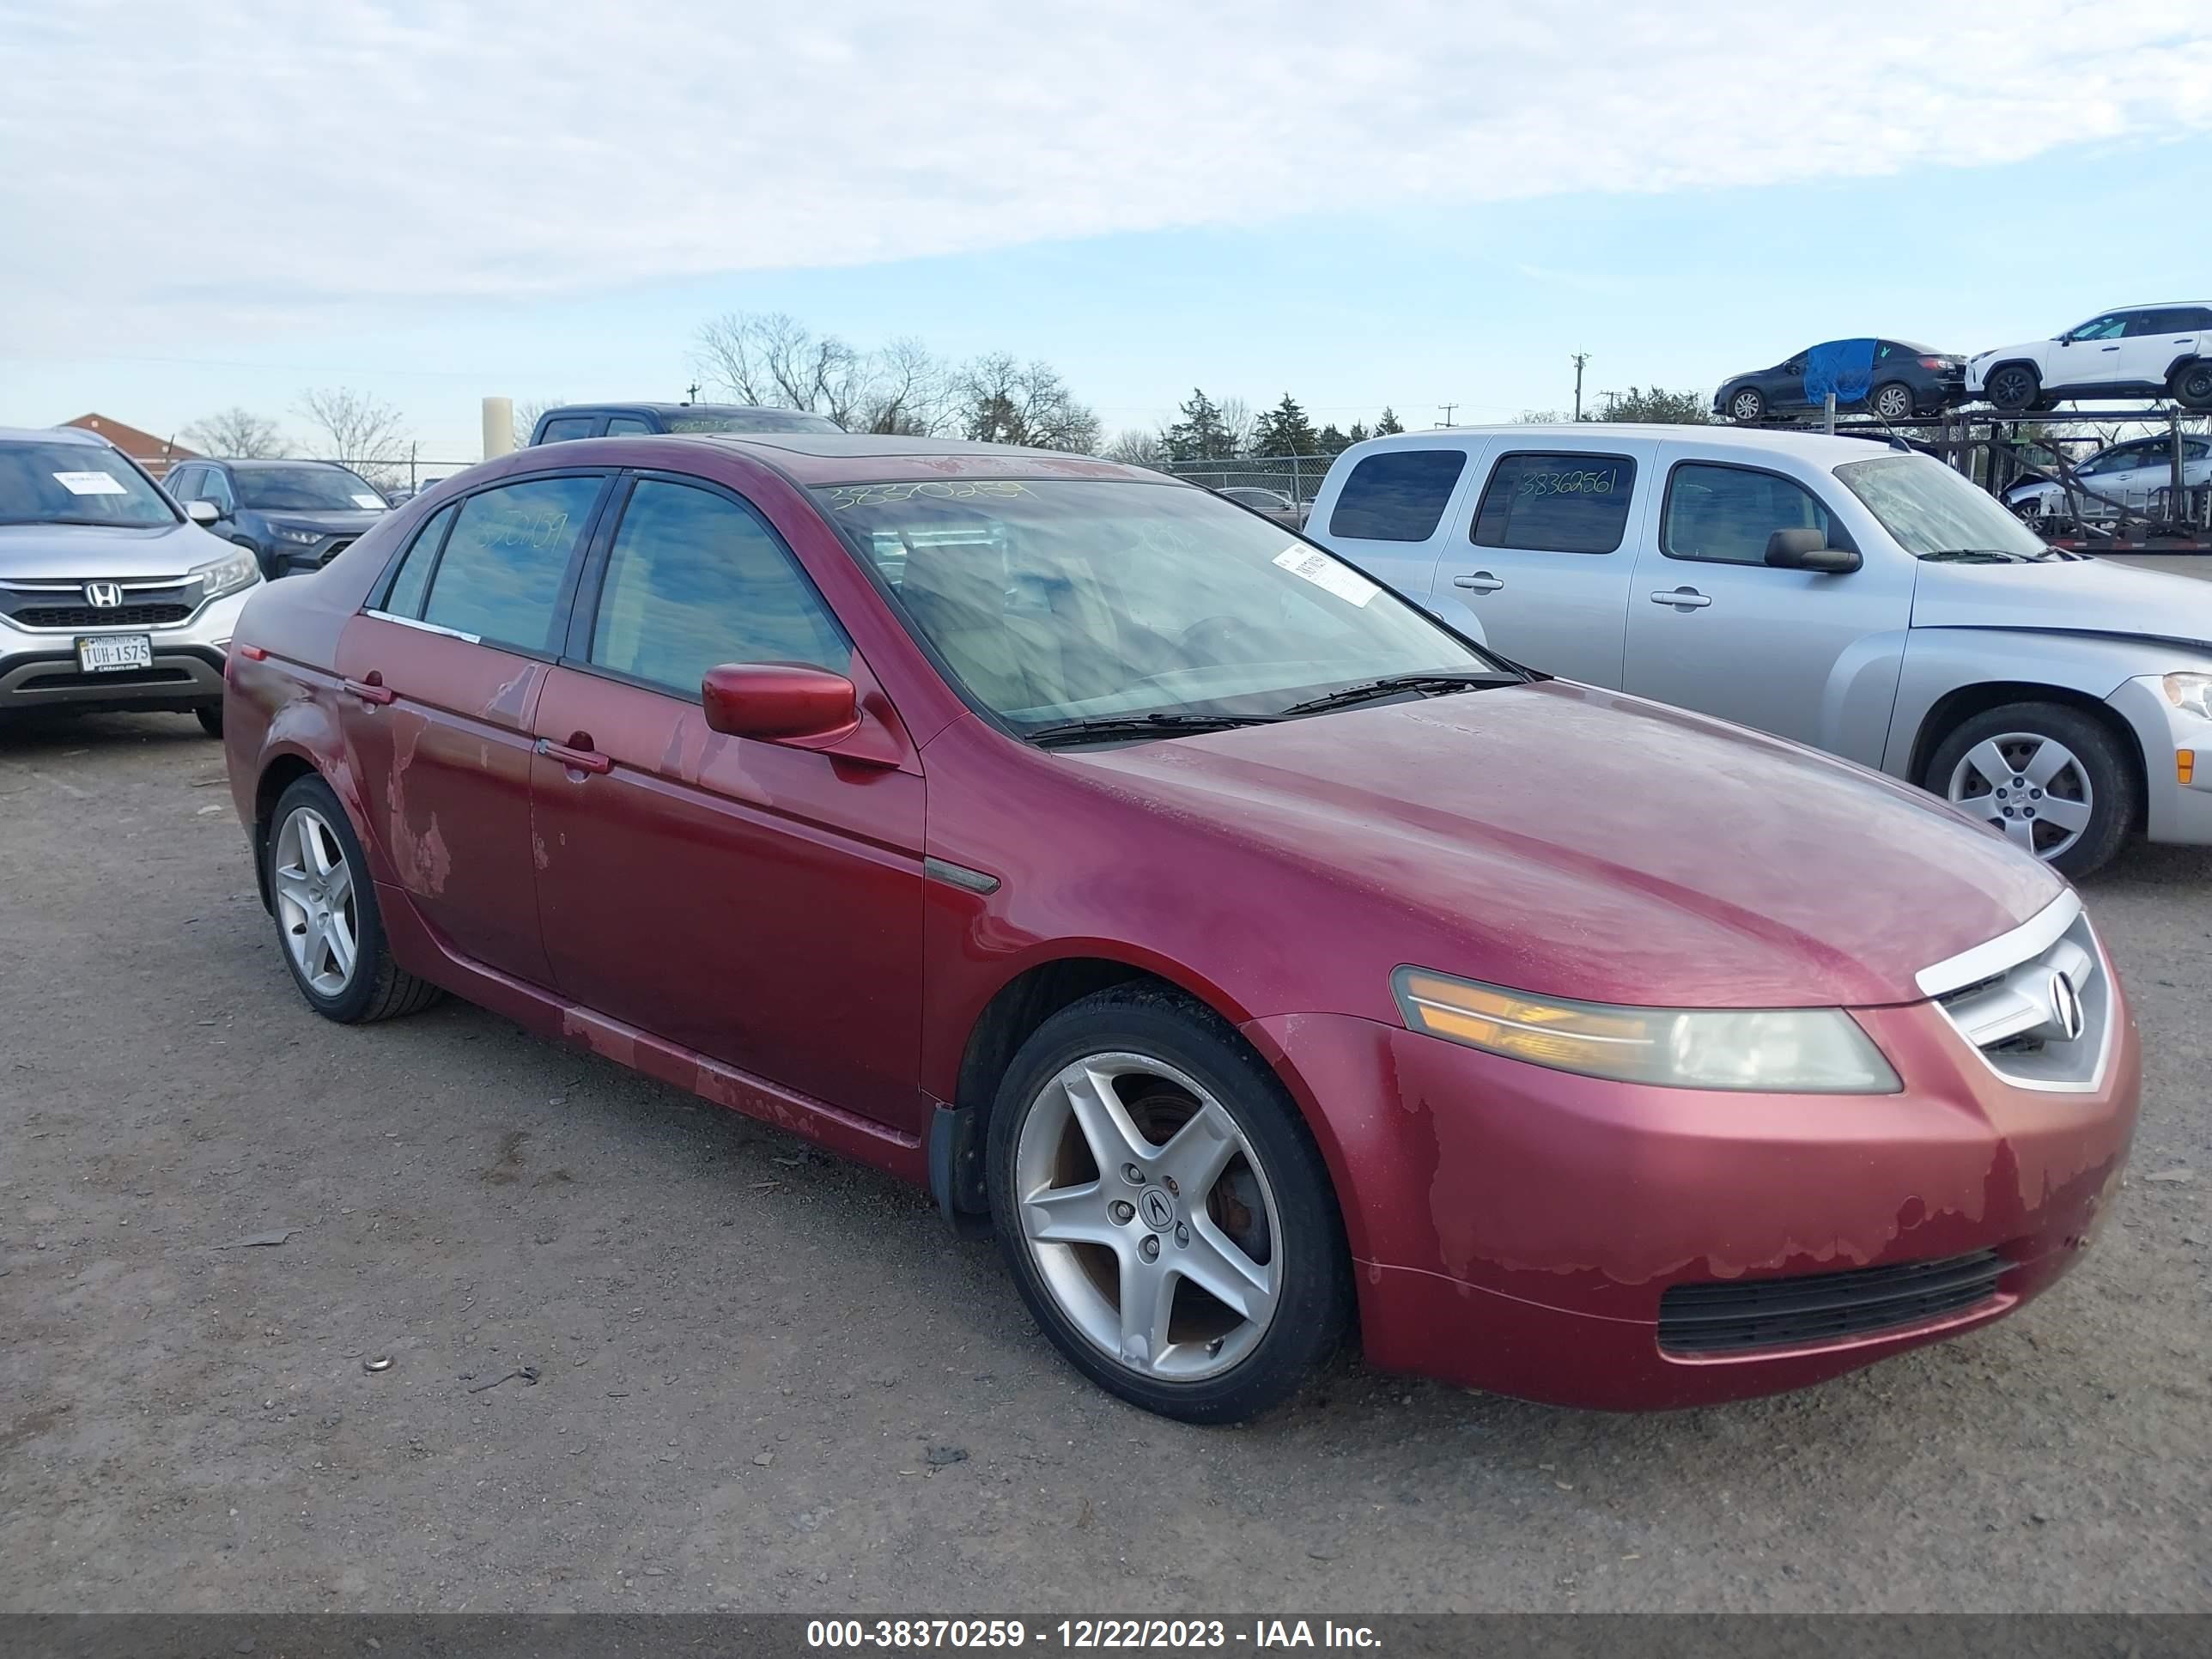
[84,581,123,608]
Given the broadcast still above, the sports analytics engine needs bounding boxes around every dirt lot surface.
[3,714,2208,1613]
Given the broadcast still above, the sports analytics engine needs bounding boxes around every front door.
[529,473,929,1133]
[1622,456,1912,763]
[1431,441,1656,685]
[335,471,611,983]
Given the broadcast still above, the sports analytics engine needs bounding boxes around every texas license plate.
[76,634,154,673]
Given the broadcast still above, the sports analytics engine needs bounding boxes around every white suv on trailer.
[1968,303,2212,412]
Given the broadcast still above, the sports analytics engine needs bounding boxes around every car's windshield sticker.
[52,471,128,495]
[823,480,1033,510]
[351,494,386,511]
[1273,546,1378,607]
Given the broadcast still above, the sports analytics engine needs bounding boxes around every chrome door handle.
[1650,587,1711,609]
[1453,571,1504,593]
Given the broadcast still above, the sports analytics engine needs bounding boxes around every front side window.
[421,475,602,649]
[815,477,1499,731]
[2067,314,2129,342]
[1837,453,2057,562]
[2079,446,2145,477]
[1326,449,1468,542]
[204,469,236,511]
[590,479,848,692]
[0,441,177,528]
[1471,452,1637,554]
[1662,463,1836,566]
[232,465,385,512]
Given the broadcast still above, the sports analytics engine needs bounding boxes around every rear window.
[1471,452,1637,554]
[1326,450,1467,542]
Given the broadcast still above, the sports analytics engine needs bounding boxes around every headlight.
[191,548,261,599]
[2160,672,2212,720]
[274,527,320,545]
[1392,969,1900,1093]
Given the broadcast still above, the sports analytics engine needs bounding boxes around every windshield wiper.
[1919,548,2039,563]
[1274,672,1513,718]
[1024,711,1285,748]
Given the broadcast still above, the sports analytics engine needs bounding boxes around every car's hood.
[0,520,226,580]
[256,509,385,534]
[1911,556,2212,647]
[1073,680,2062,1009]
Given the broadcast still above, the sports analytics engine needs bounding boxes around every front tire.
[1926,702,2136,879]
[1871,380,1915,422]
[1985,363,2041,412]
[987,986,1351,1424]
[194,704,224,738]
[265,775,443,1022]
[1726,386,1765,423]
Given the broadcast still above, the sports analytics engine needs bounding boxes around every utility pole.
[1437,404,1458,427]
[1571,352,1589,422]
[684,381,701,406]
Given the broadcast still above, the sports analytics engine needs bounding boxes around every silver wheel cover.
[1947,732,2094,862]
[1013,1052,1283,1382]
[273,805,359,996]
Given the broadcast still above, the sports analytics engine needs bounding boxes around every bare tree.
[295,388,411,486]
[859,337,955,435]
[957,354,1101,453]
[693,312,870,428]
[1218,396,1255,456]
[1103,428,1166,467]
[512,397,568,448]
[182,406,286,459]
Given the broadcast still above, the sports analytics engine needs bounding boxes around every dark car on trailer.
[1717,339,1967,424]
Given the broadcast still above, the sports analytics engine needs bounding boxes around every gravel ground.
[2,713,2207,1613]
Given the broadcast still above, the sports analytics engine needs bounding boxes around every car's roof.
[209,456,356,469]
[545,401,813,416]
[668,432,1155,486]
[1,425,108,447]
[1358,423,1898,468]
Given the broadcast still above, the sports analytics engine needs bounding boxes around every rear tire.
[265,775,443,1022]
[195,704,223,738]
[1871,380,1915,422]
[2172,360,2212,411]
[1925,702,2136,879]
[1985,363,2042,413]
[986,985,1351,1424]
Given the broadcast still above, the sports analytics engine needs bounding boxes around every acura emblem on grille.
[84,581,123,608]
[2046,969,2084,1042]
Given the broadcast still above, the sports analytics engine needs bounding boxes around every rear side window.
[605,416,653,435]
[589,478,848,692]
[378,501,458,617]
[536,416,596,444]
[1471,452,1637,554]
[421,475,601,649]
[1662,463,1836,566]
[1327,450,1467,542]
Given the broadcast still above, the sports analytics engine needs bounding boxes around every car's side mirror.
[186,499,222,525]
[1765,528,1861,574]
[702,662,860,747]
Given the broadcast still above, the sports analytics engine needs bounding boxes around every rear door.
[1621,448,1911,763]
[1431,440,1656,684]
[528,471,928,1133]
[1308,442,1475,623]
[336,470,611,984]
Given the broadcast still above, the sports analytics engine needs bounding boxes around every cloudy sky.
[3,0,2209,458]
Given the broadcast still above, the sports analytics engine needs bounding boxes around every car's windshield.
[233,465,386,512]
[1836,453,2060,562]
[0,441,176,528]
[661,408,842,434]
[813,478,1504,733]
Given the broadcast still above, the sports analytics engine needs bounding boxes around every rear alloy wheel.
[1871,380,1915,422]
[988,988,1349,1423]
[1727,386,1765,423]
[266,775,443,1022]
[1985,363,2041,412]
[2172,360,2212,411]
[1929,702,2135,878]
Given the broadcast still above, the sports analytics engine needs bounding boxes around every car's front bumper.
[1243,979,2138,1409]
[0,584,256,714]
[2109,674,2212,846]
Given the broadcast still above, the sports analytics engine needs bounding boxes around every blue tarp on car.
[1803,337,1877,407]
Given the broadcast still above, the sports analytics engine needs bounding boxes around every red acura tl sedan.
[221,434,2139,1422]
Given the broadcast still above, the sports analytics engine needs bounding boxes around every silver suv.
[0,426,262,735]
[1309,422,2212,878]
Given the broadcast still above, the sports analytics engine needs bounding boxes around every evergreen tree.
[1374,406,1404,435]
[1316,423,1349,455]
[1249,392,1321,457]
[1346,421,1370,446]
[1163,388,1237,461]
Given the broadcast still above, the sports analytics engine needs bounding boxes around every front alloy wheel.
[1929,702,2136,878]
[1728,387,1765,422]
[1013,1053,1282,1382]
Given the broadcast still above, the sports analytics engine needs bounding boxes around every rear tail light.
[1919,356,1949,370]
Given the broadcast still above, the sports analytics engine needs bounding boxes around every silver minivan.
[1307,423,2212,877]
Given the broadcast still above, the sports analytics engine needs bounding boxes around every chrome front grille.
[1917,893,2111,1091]
[0,575,202,631]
